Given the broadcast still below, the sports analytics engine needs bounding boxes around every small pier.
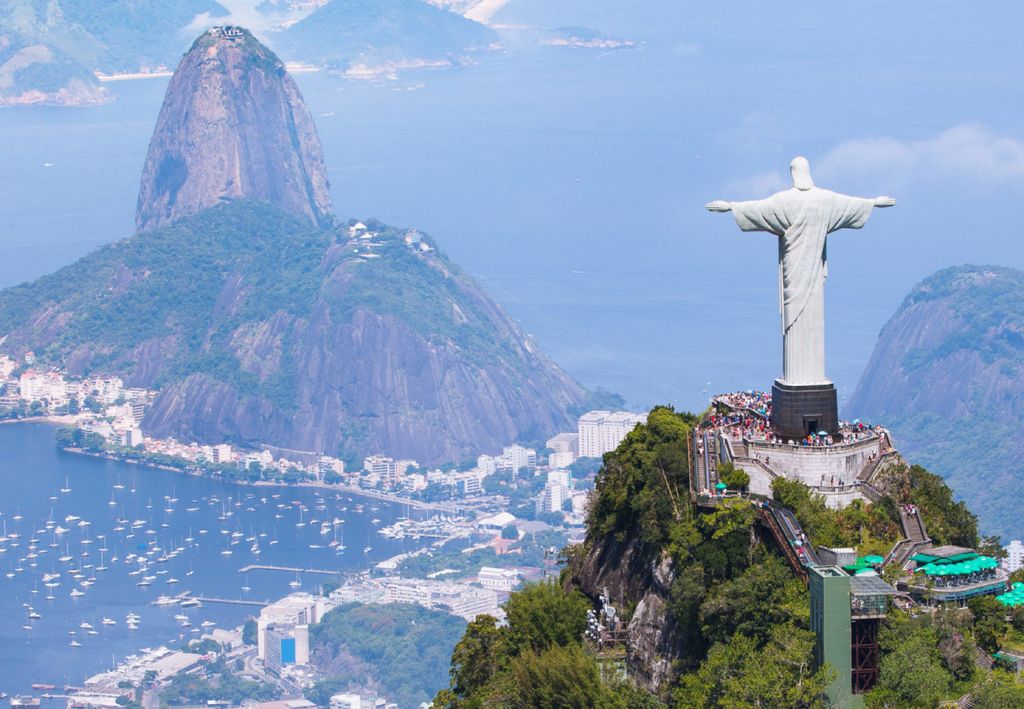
[192,596,268,607]
[238,564,339,576]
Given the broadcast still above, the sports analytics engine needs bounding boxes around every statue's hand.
[705,200,732,212]
[874,196,896,207]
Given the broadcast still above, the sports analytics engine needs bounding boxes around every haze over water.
[0,424,421,697]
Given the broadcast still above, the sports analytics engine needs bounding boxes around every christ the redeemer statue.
[706,157,895,387]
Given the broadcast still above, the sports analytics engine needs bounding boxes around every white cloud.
[817,123,1024,187]
[725,124,1024,198]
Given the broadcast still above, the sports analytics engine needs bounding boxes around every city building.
[18,370,68,403]
[476,454,497,475]
[496,445,536,474]
[329,695,362,709]
[1006,540,1024,573]
[264,623,310,673]
[212,444,233,464]
[477,566,521,592]
[577,410,647,458]
[256,593,323,661]
[123,428,144,448]
[536,481,570,515]
[366,454,397,481]
[547,469,571,488]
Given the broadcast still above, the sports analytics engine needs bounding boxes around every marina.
[0,423,432,698]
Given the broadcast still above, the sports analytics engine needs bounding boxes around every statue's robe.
[730,187,876,385]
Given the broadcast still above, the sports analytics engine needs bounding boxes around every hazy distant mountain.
[848,265,1024,538]
[0,32,108,106]
[0,0,228,104]
[0,27,588,464]
[135,27,331,232]
[271,0,496,70]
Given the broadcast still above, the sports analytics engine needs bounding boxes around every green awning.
[715,482,727,490]
[862,555,885,565]
[910,553,938,563]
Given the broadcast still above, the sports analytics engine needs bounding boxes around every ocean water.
[0,423,422,696]
[4,2,1024,412]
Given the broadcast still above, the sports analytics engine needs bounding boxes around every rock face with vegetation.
[0,202,589,463]
[135,27,332,232]
[848,264,1024,539]
[270,0,495,70]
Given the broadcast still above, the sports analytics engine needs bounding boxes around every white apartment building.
[1006,540,1024,573]
[212,443,233,464]
[546,432,579,458]
[497,444,536,474]
[19,370,68,403]
[536,481,570,515]
[577,410,647,458]
[477,454,497,475]
[330,695,362,709]
[363,456,417,481]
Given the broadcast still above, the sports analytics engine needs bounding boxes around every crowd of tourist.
[704,391,889,451]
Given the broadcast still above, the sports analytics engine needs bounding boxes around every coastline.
[94,71,173,82]
[55,441,470,515]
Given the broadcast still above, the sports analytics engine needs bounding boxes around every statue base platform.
[771,380,838,441]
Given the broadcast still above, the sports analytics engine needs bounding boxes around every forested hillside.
[435,407,1024,708]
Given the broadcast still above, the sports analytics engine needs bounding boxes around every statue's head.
[790,156,814,191]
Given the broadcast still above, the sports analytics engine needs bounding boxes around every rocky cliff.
[135,26,331,232]
[848,264,1024,538]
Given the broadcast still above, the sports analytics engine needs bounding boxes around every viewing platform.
[695,391,897,509]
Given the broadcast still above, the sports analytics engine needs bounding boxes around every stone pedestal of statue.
[771,380,838,441]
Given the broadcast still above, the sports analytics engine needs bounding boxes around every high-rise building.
[536,481,569,515]
[577,410,647,458]
[497,445,536,474]
[1006,540,1024,573]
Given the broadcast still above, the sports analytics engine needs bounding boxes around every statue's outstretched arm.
[705,200,732,212]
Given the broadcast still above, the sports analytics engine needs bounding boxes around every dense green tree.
[868,612,953,708]
[446,614,510,700]
[673,625,830,708]
[587,406,695,549]
[969,671,1024,708]
[242,619,257,646]
[969,595,1009,654]
[698,556,806,646]
[508,644,624,709]
[716,462,749,492]
[504,581,589,654]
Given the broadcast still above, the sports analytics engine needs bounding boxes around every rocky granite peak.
[135,26,331,232]
[848,264,1024,537]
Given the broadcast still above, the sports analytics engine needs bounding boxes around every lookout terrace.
[692,390,897,508]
